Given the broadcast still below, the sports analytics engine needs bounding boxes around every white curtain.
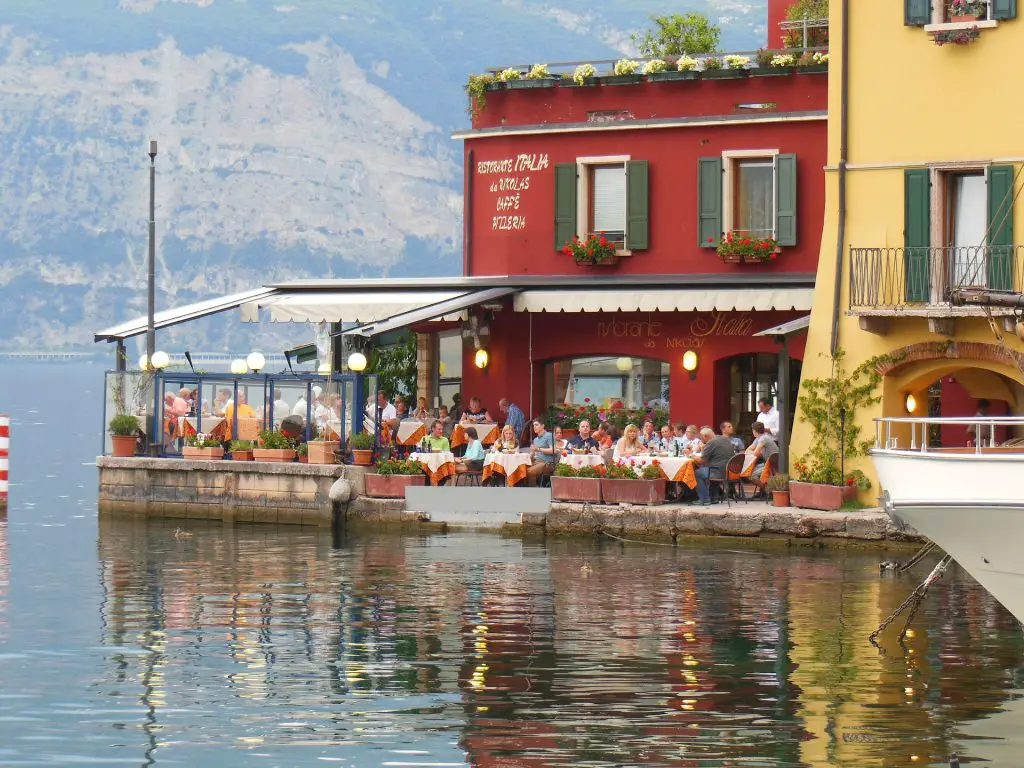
[953,174,987,287]
[592,166,626,237]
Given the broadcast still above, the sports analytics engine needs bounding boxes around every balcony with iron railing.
[848,245,1024,314]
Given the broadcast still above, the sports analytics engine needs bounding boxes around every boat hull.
[873,449,1024,622]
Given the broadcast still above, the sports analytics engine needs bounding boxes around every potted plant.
[551,462,605,503]
[183,432,224,461]
[108,413,140,457]
[766,473,790,507]
[601,58,643,85]
[601,461,667,505]
[230,439,254,461]
[715,232,780,264]
[508,63,556,89]
[297,443,309,463]
[307,432,338,465]
[796,51,829,74]
[791,350,880,511]
[563,63,598,87]
[253,429,297,463]
[753,49,795,76]
[465,73,497,119]
[560,233,618,266]
[950,0,987,22]
[646,55,699,81]
[350,432,375,466]
[365,458,427,498]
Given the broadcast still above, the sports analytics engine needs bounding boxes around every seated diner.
[419,419,451,452]
[455,426,485,474]
[527,418,555,486]
[567,419,600,453]
[613,424,645,461]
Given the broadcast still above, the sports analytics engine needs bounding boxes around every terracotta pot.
[789,481,857,511]
[352,449,374,467]
[772,490,791,508]
[365,473,426,498]
[950,13,981,22]
[551,475,603,503]
[298,455,308,463]
[252,448,296,463]
[575,254,619,267]
[183,446,224,461]
[110,434,138,457]
[601,478,667,505]
[307,441,338,465]
[719,253,743,264]
[232,450,254,461]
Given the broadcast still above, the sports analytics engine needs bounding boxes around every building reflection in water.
[96,516,1024,766]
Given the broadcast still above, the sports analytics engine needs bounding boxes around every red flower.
[652,459,660,466]
[599,237,608,246]
[584,397,591,403]
[706,237,714,244]
[770,253,778,260]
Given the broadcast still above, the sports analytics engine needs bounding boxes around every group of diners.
[373,391,782,501]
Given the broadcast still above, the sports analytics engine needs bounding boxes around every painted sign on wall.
[477,153,549,231]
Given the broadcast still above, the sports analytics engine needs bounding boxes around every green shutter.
[987,164,1015,291]
[698,157,723,247]
[774,154,798,247]
[992,0,1017,19]
[904,168,931,303]
[625,160,650,250]
[904,0,931,25]
[553,163,577,251]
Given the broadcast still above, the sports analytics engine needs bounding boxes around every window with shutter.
[904,0,931,25]
[626,160,649,251]
[986,164,1015,291]
[553,163,577,251]
[991,0,1017,19]
[775,154,798,247]
[698,157,723,247]
[713,151,799,246]
[568,155,649,252]
[903,168,931,303]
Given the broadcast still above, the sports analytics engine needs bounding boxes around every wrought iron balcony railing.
[848,245,1024,310]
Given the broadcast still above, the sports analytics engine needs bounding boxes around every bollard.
[0,414,8,507]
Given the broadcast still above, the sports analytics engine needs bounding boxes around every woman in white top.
[613,424,645,462]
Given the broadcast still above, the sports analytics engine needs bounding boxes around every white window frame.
[721,149,780,239]
[928,163,989,302]
[576,154,631,255]
[926,0,998,31]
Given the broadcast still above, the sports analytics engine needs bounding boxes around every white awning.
[512,288,814,313]
[94,287,278,342]
[344,287,516,337]
[248,291,469,324]
[753,314,811,337]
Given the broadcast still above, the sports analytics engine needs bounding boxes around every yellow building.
[794,0,1024,491]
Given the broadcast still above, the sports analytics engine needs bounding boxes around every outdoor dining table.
[396,419,429,446]
[180,415,225,439]
[451,422,499,449]
[408,451,457,486]
[482,451,532,487]
[623,454,698,490]
[559,453,605,470]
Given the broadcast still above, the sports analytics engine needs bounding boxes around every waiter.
[755,397,780,437]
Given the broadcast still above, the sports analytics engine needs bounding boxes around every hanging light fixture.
[615,357,633,372]
[230,358,248,376]
[246,351,265,373]
[474,348,489,369]
[347,352,367,372]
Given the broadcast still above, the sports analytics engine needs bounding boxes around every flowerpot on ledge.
[797,64,828,74]
[702,69,747,79]
[601,478,667,505]
[575,254,619,267]
[365,473,426,498]
[751,66,793,77]
[950,13,982,22]
[771,490,791,508]
[351,449,374,467]
[560,77,599,87]
[789,481,857,511]
[232,450,254,461]
[252,448,296,463]
[551,476,603,503]
[307,441,338,465]
[599,74,643,85]
[183,446,224,461]
[110,434,138,458]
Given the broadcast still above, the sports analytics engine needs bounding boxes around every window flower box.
[601,478,667,505]
[599,74,643,85]
[183,446,224,461]
[364,472,426,498]
[715,233,780,263]
[551,476,603,503]
[789,481,857,512]
[646,70,699,82]
[506,77,557,89]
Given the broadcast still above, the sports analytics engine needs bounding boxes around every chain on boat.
[870,554,953,644]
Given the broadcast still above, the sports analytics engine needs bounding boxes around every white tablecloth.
[453,422,499,447]
[559,453,605,470]
[619,454,698,487]
[483,451,533,486]
[409,451,456,485]
[183,415,224,437]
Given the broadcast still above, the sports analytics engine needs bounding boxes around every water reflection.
[86,517,1024,767]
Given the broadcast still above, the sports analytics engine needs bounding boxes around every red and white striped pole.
[0,414,8,507]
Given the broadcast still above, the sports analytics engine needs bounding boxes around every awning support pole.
[777,335,790,473]
[115,340,126,372]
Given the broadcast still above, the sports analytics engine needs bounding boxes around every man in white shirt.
[273,393,291,425]
[755,397,780,437]
[292,393,308,418]
[364,390,399,437]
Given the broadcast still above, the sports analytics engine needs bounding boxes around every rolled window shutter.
[553,163,578,250]
[591,166,626,236]
[904,0,931,25]
[626,160,649,250]
[991,0,1017,19]
[903,168,931,302]
[774,153,798,247]
[698,157,723,247]
[986,164,1015,291]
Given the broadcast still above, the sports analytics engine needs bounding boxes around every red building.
[451,2,826,454]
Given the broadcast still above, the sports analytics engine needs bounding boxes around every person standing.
[499,398,526,442]
[755,397,780,437]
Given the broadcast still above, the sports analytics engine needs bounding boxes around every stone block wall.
[97,457,362,526]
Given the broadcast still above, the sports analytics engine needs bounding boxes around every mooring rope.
[870,554,953,644]
[897,541,936,572]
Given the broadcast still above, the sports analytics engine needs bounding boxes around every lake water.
[1,362,1023,767]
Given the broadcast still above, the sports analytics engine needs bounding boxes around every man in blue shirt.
[499,398,526,443]
[526,419,556,486]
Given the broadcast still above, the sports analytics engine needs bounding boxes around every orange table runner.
[452,423,499,449]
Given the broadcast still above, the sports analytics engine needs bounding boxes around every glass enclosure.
[544,356,670,411]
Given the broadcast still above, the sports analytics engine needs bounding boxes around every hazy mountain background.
[0,0,767,354]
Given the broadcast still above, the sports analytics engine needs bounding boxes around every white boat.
[871,416,1024,622]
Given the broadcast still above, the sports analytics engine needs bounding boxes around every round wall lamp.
[230,358,248,376]
[904,393,917,414]
[682,350,699,379]
[347,352,368,373]
[246,351,265,373]
[151,351,171,370]
[138,353,150,371]
[474,348,490,369]
[615,357,633,372]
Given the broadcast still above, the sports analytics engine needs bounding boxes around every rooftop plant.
[613,58,640,75]
[465,73,495,118]
[702,56,723,71]
[573,63,596,84]
[525,63,550,79]
[723,54,750,70]
[631,12,721,56]
[677,55,700,71]
[496,68,521,82]
[642,58,667,74]
[783,0,829,48]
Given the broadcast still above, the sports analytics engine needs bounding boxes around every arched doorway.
[714,352,802,436]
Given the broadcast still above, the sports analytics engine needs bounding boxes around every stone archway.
[869,340,1024,379]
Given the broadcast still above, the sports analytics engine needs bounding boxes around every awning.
[512,288,814,313]
[94,287,278,342]
[753,314,811,337]
[284,342,319,364]
[247,291,468,324]
[343,287,516,337]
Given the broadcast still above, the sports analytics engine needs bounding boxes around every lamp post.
[146,139,158,369]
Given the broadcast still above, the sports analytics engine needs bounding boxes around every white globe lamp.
[230,358,248,376]
[615,357,633,372]
[138,353,150,371]
[246,351,266,373]
[151,350,171,370]
[347,352,368,372]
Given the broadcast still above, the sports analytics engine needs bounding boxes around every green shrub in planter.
[350,432,375,450]
[766,473,790,492]
[257,429,296,449]
[230,440,255,452]
[376,458,423,475]
[554,462,577,477]
[108,413,140,436]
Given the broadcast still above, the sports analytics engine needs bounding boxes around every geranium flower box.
[789,481,857,511]
[601,478,667,506]
[551,476,603,503]
[364,473,426,498]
